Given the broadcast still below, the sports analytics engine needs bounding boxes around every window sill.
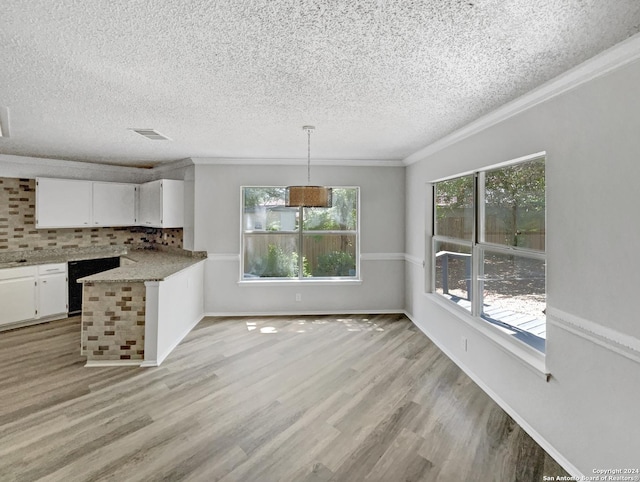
[238,279,363,287]
[427,293,549,379]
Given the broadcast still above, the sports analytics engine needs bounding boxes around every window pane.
[481,250,546,349]
[304,233,357,277]
[434,240,472,311]
[303,188,357,231]
[483,159,545,250]
[243,187,297,232]
[434,176,474,240]
[243,233,299,278]
[242,186,359,280]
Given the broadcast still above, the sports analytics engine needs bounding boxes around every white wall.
[182,164,196,251]
[193,163,406,314]
[405,58,640,473]
[143,260,205,366]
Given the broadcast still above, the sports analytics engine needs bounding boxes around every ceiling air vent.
[130,128,171,140]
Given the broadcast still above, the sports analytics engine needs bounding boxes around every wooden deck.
[442,295,546,352]
[483,305,546,338]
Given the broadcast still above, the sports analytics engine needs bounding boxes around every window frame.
[240,185,361,283]
[431,153,546,354]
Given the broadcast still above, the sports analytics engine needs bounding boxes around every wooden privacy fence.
[244,233,356,273]
[485,217,545,250]
[438,216,545,250]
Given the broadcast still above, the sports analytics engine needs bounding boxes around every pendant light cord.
[307,127,312,184]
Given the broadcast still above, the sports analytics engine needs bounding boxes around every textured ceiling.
[1,0,639,167]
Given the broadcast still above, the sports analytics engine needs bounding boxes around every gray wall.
[405,59,640,473]
[192,163,406,314]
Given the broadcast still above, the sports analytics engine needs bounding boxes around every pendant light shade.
[285,126,332,208]
[286,185,332,207]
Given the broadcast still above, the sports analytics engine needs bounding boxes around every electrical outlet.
[295,293,302,302]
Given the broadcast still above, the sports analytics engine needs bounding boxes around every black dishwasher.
[67,257,120,315]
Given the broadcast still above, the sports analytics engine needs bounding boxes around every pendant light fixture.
[285,126,332,208]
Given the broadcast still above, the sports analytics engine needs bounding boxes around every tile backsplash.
[0,177,183,251]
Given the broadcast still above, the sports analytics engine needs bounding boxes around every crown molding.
[151,157,194,174]
[403,32,640,166]
[190,157,404,167]
[0,153,146,176]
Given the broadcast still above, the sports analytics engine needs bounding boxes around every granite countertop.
[79,248,207,283]
[0,245,128,269]
[0,245,207,282]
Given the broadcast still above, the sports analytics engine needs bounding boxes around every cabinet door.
[160,180,184,228]
[138,181,162,227]
[93,182,137,226]
[0,277,36,325]
[36,178,92,228]
[38,273,68,317]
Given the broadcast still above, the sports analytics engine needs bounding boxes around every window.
[432,156,546,352]
[242,187,359,280]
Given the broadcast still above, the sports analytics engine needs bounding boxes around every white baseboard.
[85,359,143,367]
[143,313,205,367]
[202,309,405,318]
[403,309,583,478]
[0,313,68,332]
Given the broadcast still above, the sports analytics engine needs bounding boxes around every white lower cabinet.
[37,264,68,318]
[0,266,37,326]
[0,263,68,328]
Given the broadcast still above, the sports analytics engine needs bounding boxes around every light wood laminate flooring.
[0,314,569,481]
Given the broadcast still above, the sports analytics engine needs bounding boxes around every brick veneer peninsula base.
[81,282,146,363]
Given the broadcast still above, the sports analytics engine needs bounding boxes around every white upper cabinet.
[138,180,184,228]
[36,177,183,229]
[92,182,137,226]
[36,178,93,228]
[138,180,162,227]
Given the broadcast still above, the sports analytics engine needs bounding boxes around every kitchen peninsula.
[79,247,206,367]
